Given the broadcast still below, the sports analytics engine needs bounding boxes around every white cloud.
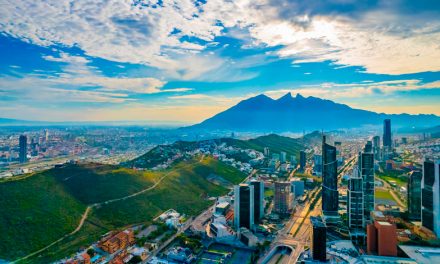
[264,79,440,99]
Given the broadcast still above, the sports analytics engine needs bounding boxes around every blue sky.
[0,0,439,124]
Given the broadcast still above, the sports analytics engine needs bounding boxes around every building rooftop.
[399,245,440,264]
[377,221,392,226]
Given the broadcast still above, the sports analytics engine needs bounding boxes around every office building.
[347,169,364,229]
[299,150,306,171]
[334,141,343,166]
[274,181,293,215]
[422,160,440,237]
[383,119,392,148]
[19,135,27,163]
[44,129,49,142]
[373,136,381,161]
[290,178,304,197]
[322,136,338,217]
[250,180,264,223]
[310,216,327,262]
[280,151,287,163]
[347,168,365,245]
[407,170,422,221]
[359,142,375,222]
[234,184,254,230]
[313,154,323,176]
[263,147,270,157]
[367,221,397,257]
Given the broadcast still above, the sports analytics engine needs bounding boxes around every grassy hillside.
[0,156,246,263]
[226,133,304,158]
[130,133,306,169]
[0,172,86,260]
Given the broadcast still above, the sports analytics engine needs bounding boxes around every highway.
[260,155,357,264]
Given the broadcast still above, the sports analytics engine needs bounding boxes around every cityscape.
[1,1,440,264]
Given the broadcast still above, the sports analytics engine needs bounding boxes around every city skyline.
[1,0,440,123]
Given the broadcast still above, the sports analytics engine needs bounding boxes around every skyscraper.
[372,136,381,161]
[299,150,306,171]
[250,180,264,223]
[360,142,375,222]
[322,136,338,217]
[347,169,364,230]
[234,184,254,230]
[263,147,270,157]
[274,181,293,215]
[347,168,365,244]
[421,160,440,237]
[383,119,392,148]
[280,151,287,163]
[19,135,27,163]
[44,129,49,142]
[313,154,322,176]
[407,170,422,221]
[310,216,327,262]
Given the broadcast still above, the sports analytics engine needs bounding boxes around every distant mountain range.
[186,93,440,132]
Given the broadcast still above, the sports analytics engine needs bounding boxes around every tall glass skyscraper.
[422,160,440,237]
[250,180,264,223]
[360,142,375,222]
[234,184,254,230]
[408,170,422,221]
[19,135,27,163]
[383,119,392,148]
[322,136,338,216]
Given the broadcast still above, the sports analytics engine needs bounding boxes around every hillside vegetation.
[0,156,245,263]
[130,133,310,169]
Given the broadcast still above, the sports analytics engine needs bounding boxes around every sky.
[0,0,440,124]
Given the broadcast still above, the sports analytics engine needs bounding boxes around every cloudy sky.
[1,0,439,124]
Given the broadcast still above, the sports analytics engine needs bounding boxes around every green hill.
[0,156,246,263]
[226,134,304,158]
[130,133,307,169]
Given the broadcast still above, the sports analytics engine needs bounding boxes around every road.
[260,155,357,264]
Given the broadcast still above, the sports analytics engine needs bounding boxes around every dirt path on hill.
[13,156,206,263]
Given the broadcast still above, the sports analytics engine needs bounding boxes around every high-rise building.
[347,168,365,245]
[347,169,364,230]
[44,129,49,142]
[263,147,270,157]
[383,119,392,148]
[360,142,375,222]
[234,184,254,230]
[322,136,338,217]
[373,136,381,161]
[290,178,304,197]
[280,151,287,163]
[407,170,422,221]
[274,181,293,215]
[421,160,440,237]
[19,135,27,163]
[367,221,397,257]
[313,154,322,176]
[250,180,264,223]
[310,216,327,262]
[299,150,306,171]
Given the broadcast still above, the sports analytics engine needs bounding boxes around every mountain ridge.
[186,93,440,132]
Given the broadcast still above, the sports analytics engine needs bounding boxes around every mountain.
[187,93,440,132]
